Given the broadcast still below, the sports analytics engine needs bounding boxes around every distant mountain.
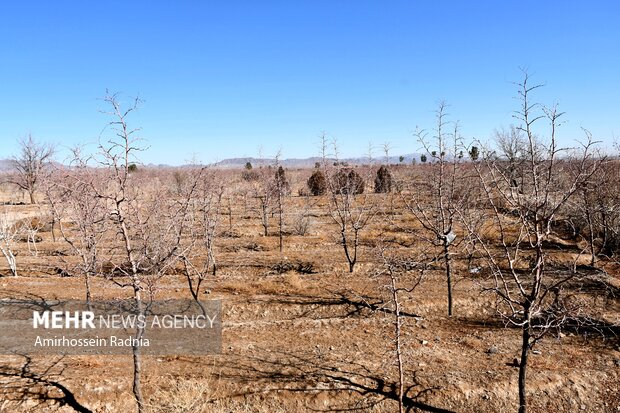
[0,159,13,172]
[0,155,427,172]
[210,154,422,169]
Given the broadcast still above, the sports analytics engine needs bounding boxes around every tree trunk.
[278,198,283,252]
[132,291,145,413]
[443,241,453,316]
[84,270,92,306]
[51,217,57,242]
[261,204,269,236]
[29,189,36,204]
[119,215,145,413]
[341,229,356,273]
[390,275,405,413]
[1,248,17,276]
[518,320,531,413]
[583,192,596,266]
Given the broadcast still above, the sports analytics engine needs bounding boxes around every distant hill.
[0,155,426,172]
[0,159,13,172]
[211,154,421,169]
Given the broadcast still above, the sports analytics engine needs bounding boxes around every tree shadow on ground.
[212,348,456,413]
[458,314,619,348]
[0,354,92,413]
[246,289,422,320]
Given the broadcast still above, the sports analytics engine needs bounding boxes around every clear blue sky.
[1,1,618,165]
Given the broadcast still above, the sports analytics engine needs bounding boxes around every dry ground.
[0,176,618,413]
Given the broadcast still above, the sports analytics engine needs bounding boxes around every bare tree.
[88,92,197,412]
[0,210,19,276]
[177,167,223,307]
[321,134,376,272]
[495,125,526,162]
[463,72,602,413]
[494,125,527,188]
[18,211,44,256]
[96,92,148,412]
[374,250,425,413]
[9,135,55,204]
[45,147,108,304]
[401,102,468,316]
[564,158,618,265]
[251,160,275,237]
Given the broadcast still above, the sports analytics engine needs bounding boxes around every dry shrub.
[271,260,316,274]
[14,216,54,232]
[241,169,260,181]
[147,377,290,413]
[289,212,311,236]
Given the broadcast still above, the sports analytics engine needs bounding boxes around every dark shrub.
[307,170,327,196]
[469,146,480,161]
[242,169,259,181]
[333,169,364,195]
[374,165,393,193]
[274,166,291,195]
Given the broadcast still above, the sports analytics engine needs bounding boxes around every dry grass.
[0,167,618,412]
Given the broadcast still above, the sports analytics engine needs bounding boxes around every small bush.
[290,212,311,235]
[374,165,392,193]
[469,146,480,161]
[241,169,259,181]
[307,170,327,196]
[271,260,316,274]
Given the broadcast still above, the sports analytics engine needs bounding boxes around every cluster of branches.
[6,135,55,204]
[39,93,227,412]
[458,73,606,413]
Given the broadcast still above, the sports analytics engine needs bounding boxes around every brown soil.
[0,183,618,413]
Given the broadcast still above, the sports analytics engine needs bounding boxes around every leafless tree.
[494,125,527,188]
[250,160,275,237]
[0,210,19,276]
[364,231,454,413]
[463,72,602,413]
[495,125,526,162]
[321,134,376,272]
[45,147,109,304]
[96,92,149,412]
[564,157,619,265]
[18,212,44,256]
[87,92,198,412]
[9,134,55,204]
[374,251,425,413]
[401,102,468,316]
[176,167,224,312]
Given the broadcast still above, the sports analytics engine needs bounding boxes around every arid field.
[0,161,618,413]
